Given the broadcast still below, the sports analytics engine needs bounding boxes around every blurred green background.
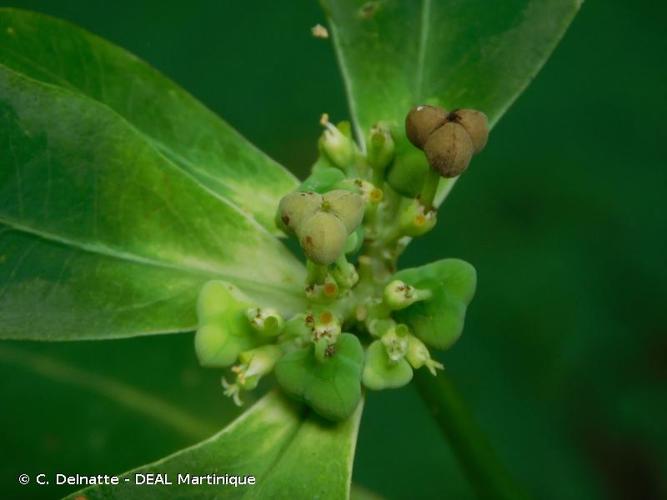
[0,1,665,499]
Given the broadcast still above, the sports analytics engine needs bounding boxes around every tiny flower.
[383,280,432,310]
[246,307,284,337]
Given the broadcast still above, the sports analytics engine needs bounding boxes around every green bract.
[195,281,266,367]
[393,259,477,350]
[362,340,413,390]
[275,333,364,421]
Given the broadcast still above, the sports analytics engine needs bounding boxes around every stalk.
[414,370,532,500]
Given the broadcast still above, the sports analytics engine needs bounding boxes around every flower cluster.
[194,107,486,421]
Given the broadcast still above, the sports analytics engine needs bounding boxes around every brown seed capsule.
[405,105,447,149]
[447,109,489,154]
[423,122,474,178]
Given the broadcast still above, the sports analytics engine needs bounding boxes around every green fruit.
[299,160,347,193]
[448,109,489,153]
[344,225,364,255]
[298,211,348,265]
[405,104,447,149]
[278,191,322,234]
[386,147,429,197]
[362,340,413,390]
[367,121,395,170]
[393,259,477,350]
[275,333,364,421]
[319,119,356,169]
[424,122,474,178]
[195,281,264,367]
[322,189,365,233]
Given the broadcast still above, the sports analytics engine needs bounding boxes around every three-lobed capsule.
[278,189,365,265]
[406,104,489,178]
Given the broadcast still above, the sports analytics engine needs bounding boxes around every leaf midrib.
[415,0,432,101]
[0,218,302,300]
[0,60,280,241]
[1,63,305,298]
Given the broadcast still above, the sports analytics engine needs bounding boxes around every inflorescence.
[194,105,487,421]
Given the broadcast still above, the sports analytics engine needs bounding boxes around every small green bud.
[424,122,474,178]
[278,191,322,234]
[298,211,348,265]
[246,307,284,337]
[383,280,433,310]
[367,121,395,171]
[447,109,489,154]
[222,345,283,406]
[344,225,364,255]
[299,161,347,193]
[319,114,356,169]
[406,334,444,375]
[406,104,447,149]
[386,147,429,197]
[331,255,359,289]
[362,340,413,390]
[322,189,365,234]
[399,199,437,237]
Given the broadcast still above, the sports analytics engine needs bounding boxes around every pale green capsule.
[322,189,364,233]
[298,211,348,265]
[277,191,322,234]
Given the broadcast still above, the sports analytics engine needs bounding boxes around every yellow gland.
[447,109,489,154]
[423,122,474,178]
[298,211,348,265]
[405,104,447,149]
[322,189,365,233]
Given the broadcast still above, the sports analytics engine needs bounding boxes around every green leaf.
[68,391,364,500]
[393,259,476,349]
[275,333,364,421]
[0,63,305,341]
[0,334,243,499]
[323,0,582,139]
[0,8,298,234]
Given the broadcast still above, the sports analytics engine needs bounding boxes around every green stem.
[414,370,532,500]
[419,168,440,208]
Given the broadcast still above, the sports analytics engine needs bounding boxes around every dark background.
[0,1,665,499]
